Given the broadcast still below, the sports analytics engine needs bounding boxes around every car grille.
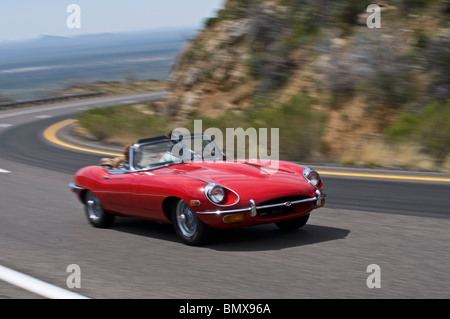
[257,195,311,219]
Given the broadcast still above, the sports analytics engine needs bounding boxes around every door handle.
[103,176,123,180]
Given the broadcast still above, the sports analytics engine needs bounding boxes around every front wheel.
[275,214,309,230]
[172,199,211,245]
[84,191,115,228]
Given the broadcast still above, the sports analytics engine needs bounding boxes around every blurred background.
[1,0,449,170]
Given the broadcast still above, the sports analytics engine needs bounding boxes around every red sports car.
[69,134,326,245]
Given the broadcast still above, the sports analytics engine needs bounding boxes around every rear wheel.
[275,214,309,230]
[172,199,210,245]
[84,191,115,228]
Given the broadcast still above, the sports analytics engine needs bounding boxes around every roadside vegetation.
[386,99,450,166]
[77,104,170,146]
[77,93,325,161]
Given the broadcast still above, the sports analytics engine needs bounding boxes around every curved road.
[1,93,449,300]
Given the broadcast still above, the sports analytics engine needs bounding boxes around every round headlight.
[210,186,225,203]
[206,185,225,204]
[303,168,322,188]
[308,171,320,186]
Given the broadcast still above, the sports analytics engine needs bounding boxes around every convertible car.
[69,134,326,245]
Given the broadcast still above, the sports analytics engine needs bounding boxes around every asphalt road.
[1,93,449,300]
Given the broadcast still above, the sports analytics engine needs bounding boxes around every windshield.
[130,135,224,170]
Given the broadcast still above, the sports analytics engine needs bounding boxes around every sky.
[0,0,225,42]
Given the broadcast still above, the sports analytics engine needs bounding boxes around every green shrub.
[283,1,322,49]
[421,28,450,100]
[77,106,170,142]
[204,17,219,28]
[386,99,450,165]
[216,0,251,21]
[365,66,417,109]
[183,94,325,162]
[252,94,326,161]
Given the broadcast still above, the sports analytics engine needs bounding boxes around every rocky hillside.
[160,0,450,169]
[76,0,449,169]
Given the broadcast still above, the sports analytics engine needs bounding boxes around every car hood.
[156,160,315,200]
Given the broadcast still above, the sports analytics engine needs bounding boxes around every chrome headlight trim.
[302,167,322,189]
[208,184,225,203]
[204,183,240,207]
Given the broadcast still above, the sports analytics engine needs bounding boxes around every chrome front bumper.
[69,182,84,191]
[197,190,326,216]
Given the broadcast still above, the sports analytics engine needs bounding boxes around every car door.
[129,171,172,223]
[98,170,139,216]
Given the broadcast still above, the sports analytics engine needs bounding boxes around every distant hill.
[0,27,197,100]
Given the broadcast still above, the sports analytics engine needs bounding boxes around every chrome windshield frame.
[129,134,222,171]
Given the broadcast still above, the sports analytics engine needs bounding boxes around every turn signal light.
[223,213,245,224]
[189,200,201,207]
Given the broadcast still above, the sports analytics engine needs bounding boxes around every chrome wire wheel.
[172,199,210,245]
[86,191,103,222]
[83,191,114,228]
[175,200,197,238]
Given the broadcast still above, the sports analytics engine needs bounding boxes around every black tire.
[172,199,211,245]
[275,214,309,231]
[83,191,115,228]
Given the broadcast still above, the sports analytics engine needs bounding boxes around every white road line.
[120,100,138,104]
[35,115,53,119]
[0,124,13,128]
[0,168,11,173]
[0,265,90,299]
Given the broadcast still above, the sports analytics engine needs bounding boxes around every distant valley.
[0,27,197,100]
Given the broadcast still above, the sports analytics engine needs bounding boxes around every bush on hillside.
[386,99,450,166]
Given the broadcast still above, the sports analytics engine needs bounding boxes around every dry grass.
[340,138,450,171]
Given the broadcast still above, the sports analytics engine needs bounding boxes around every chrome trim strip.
[198,206,252,215]
[197,196,318,215]
[69,182,84,191]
